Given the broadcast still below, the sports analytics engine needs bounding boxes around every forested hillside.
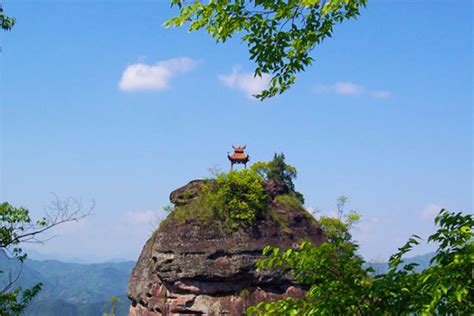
[0,253,133,315]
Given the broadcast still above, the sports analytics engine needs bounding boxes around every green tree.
[0,199,91,315]
[166,0,367,100]
[248,209,473,315]
[415,210,473,313]
[318,195,361,242]
[251,153,304,203]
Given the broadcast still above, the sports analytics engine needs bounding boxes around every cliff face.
[128,180,325,315]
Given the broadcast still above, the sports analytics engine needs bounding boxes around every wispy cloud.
[126,210,160,225]
[218,66,271,99]
[370,90,391,99]
[119,57,197,91]
[314,81,391,99]
[420,203,442,221]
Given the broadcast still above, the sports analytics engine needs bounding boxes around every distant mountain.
[22,297,131,316]
[366,252,435,274]
[25,249,131,264]
[0,253,134,315]
[23,259,135,304]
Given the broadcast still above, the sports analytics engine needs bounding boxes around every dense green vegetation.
[166,0,367,99]
[248,209,473,315]
[204,169,268,225]
[162,169,268,231]
[163,154,307,231]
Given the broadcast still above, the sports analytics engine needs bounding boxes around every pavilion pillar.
[227,145,249,172]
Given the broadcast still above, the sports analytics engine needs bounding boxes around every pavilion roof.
[228,145,249,162]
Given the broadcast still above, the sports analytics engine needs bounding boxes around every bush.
[162,169,268,230]
[248,209,474,315]
[204,169,268,226]
[162,155,307,230]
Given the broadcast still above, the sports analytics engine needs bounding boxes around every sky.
[0,0,472,263]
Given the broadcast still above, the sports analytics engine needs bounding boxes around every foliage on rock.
[203,169,268,226]
[248,209,474,315]
[164,155,310,231]
[163,169,268,230]
[251,153,304,203]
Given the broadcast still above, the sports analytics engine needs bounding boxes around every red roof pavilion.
[227,145,249,171]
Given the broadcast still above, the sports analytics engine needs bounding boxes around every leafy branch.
[0,197,93,315]
[166,0,367,100]
[248,209,473,315]
[0,4,15,31]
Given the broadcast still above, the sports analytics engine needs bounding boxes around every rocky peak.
[128,179,325,315]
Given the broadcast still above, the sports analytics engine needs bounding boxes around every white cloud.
[328,82,364,95]
[370,90,392,99]
[126,210,160,225]
[420,203,442,221]
[119,57,197,91]
[218,66,271,99]
[314,81,391,99]
[353,216,380,240]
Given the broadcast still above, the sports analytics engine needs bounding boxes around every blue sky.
[1,0,472,262]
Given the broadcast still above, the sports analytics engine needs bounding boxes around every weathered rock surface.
[128,180,325,315]
[263,179,290,200]
[169,179,209,206]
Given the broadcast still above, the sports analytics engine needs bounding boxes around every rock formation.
[128,179,325,315]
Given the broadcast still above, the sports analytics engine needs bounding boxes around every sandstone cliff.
[128,179,325,315]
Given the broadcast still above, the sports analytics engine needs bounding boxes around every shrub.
[162,169,268,230]
[162,155,307,230]
[248,209,474,315]
[204,169,268,226]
